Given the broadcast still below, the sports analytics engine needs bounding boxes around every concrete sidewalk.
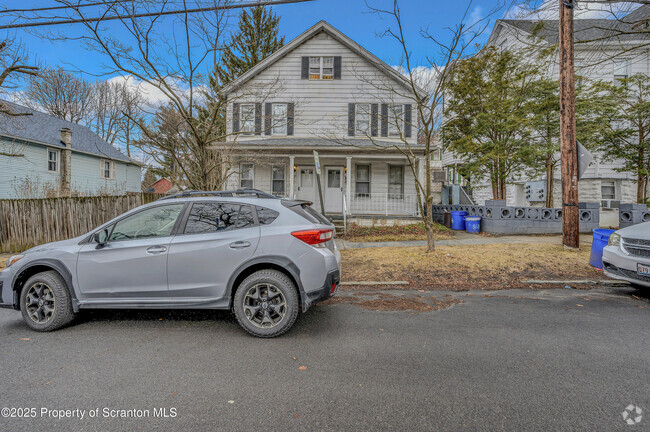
[335,231,594,250]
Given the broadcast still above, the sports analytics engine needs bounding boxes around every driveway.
[0,286,647,431]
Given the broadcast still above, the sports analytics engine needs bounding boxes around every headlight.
[608,233,621,247]
[5,255,24,268]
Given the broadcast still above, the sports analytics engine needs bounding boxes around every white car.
[602,221,650,288]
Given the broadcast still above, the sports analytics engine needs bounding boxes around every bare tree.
[0,38,38,117]
[22,66,94,123]
[344,0,504,252]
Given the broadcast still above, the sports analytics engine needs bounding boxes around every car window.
[257,206,280,225]
[109,204,184,241]
[236,205,255,228]
[184,203,241,234]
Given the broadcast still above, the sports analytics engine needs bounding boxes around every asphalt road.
[0,286,648,431]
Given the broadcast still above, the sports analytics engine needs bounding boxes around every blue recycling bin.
[589,228,615,269]
[451,211,467,231]
[465,216,481,233]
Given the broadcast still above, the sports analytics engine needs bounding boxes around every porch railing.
[348,193,419,216]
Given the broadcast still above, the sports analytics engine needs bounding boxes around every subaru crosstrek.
[0,190,341,337]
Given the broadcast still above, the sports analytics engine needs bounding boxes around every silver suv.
[0,190,341,337]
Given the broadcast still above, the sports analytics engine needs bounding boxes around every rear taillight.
[292,229,333,245]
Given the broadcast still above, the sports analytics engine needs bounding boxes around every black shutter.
[254,103,262,135]
[287,103,294,136]
[264,103,272,135]
[334,56,342,79]
[380,104,388,137]
[232,103,240,133]
[371,103,378,137]
[348,103,355,136]
[301,56,309,79]
[404,104,412,138]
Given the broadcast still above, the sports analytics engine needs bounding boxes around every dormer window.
[309,56,334,80]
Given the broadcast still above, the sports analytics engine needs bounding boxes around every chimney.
[60,127,72,149]
[59,127,72,194]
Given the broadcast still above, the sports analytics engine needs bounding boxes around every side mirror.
[94,229,109,248]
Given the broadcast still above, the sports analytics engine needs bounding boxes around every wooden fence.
[0,193,162,253]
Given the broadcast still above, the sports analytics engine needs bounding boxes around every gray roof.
[499,5,649,44]
[0,100,132,163]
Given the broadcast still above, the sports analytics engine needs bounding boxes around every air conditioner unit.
[601,200,620,209]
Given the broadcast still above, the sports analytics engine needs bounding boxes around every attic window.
[309,57,334,80]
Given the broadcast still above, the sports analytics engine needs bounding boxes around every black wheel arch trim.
[226,255,308,311]
[11,259,79,312]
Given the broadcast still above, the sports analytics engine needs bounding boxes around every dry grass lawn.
[339,222,453,242]
[341,243,607,291]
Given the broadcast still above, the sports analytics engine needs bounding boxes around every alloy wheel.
[25,282,56,324]
[242,283,287,328]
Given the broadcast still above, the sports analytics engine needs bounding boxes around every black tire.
[20,271,75,332]
[233,270,300,338]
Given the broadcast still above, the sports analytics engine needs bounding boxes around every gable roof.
[493,5,649,46]
[222,20,428,99]
[0,100,133,163]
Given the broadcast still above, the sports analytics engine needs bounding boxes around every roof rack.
[158,189,280,201]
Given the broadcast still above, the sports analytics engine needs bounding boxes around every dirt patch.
[339,222,453,242]
[341,243,606,291]
[323,293,462,312]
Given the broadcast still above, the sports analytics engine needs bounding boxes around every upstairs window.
[240,104,255,134]
[388,104,403,137]
[240,163,254,189]
[355,104,371,136]
[47,149,59,172]
[272,103,287,135]
[613,59,629,85]
[309,56,334,80]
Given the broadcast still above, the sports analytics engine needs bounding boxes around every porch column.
[417,156,426,191]
[346,156,352,213]
[289,155,295,199]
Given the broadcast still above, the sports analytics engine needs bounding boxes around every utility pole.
[559,0,579,249]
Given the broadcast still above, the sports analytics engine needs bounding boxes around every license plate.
[637,263,650,276]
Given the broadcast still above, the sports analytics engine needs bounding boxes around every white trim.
[355,103,371,136]
[240,162,255,189]
[308,56,334,80]
[100,159,116,180]
[240,103,256,135]
[271,103,288,136]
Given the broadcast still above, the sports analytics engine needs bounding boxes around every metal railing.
[348,193,419,216]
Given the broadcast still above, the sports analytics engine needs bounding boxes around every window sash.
[47,150,58,172]
[355,104,371,135]
[240,163,254,188]
[601,181,616,200]
[308,57,334,80]
[388,105,403,136]
[240,104,255,133]
[355,164,370,195]
[613,59,629,78]
[388,165,404,197]
[272,103,287,135]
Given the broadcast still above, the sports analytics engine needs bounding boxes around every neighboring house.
[221,21,429,217]
[0,101,141,199]
[442,5,650,211]
[147,178,174,194]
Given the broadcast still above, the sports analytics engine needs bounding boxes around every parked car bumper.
[0,267,17,309]
[602,245,650,288]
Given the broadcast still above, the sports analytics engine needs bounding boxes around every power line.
[0,0,315,30]
[0,0,132,14]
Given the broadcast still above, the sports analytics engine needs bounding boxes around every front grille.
[623,238,650,247]
[622,238,650,258]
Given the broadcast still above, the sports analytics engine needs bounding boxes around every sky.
[0,0,641,106]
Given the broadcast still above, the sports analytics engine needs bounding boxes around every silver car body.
[602,221,650,288]
[0,196,341,312]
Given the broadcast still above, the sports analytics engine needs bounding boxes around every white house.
[220,21,429,218]
[442,5,650,213]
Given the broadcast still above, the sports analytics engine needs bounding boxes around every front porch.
[227,152,426,217]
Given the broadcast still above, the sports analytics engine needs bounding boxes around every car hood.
[616,221,650,239]
[22,235,87,254]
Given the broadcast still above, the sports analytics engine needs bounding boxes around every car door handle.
[146,245,167,254]
[229,241,251,249]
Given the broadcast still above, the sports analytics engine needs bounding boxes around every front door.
[325,167,343,213]
[167,202,260,303]
[297,166,317,208]
[76,203,185,301]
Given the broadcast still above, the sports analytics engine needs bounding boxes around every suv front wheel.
[20,271,75,332]
[233,269,299,338]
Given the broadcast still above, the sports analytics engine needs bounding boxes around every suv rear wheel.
[233,269,299,338]
[20,271,75,332]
